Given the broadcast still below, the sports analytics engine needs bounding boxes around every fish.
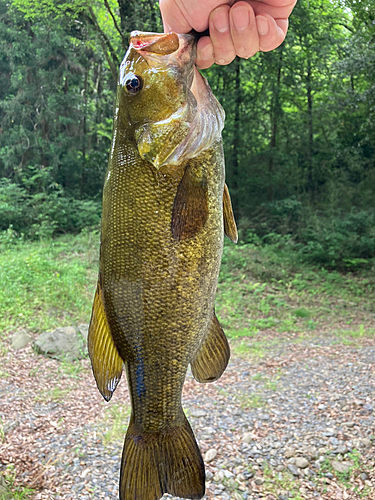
[87,30,238,500]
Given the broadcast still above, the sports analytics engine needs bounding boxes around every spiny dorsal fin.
[88,276,123,401]
[223,183,238,243]
[191,313,230,383]
[171,165,208,242]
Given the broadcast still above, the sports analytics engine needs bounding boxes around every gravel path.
[1,331,374,500]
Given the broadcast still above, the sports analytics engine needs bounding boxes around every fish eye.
[125,74,143,95]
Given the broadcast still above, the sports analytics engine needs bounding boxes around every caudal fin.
[119,413,205,500]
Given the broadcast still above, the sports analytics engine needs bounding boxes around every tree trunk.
[306,54,314,193]
[268,50,283,201]
[231,57,241,219]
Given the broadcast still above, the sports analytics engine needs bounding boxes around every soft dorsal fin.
[88,276,123,401]
[191,313,230,383]
[223,183,238,243]
[171,164,208,242]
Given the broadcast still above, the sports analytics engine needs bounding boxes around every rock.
[287,457,296,464]
[3,420,19,435]
[11,331,32,350]
[276,465,285,472]
[77,324,89,342]
[204,449,217,463]
[325,472,334,479]
[243,432,252,444]
[295,457,309,469]
[322,428,336,437]
[334,445,347,454]
[361,438,372,448]
[228,478,238,489]
[205,470,214,481]
[343,421,355,427]
[360,473,369,481]
[190,409,207,418]
[284,448,295,458]
[254,477,264,485]
[287,464,301,476]
[331,461,352,473]
[223,470,234,479]
[34,327,85,361]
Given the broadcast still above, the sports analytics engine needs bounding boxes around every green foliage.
[0,179,101,237]
[0,0,374,274]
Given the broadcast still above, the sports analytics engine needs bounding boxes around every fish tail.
[119,412,205,500]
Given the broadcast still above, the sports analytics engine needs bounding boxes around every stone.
[254,477,264,485]
[205,470,214,481]
[331,461,352,473]
[361,438,372,448]
[295,457,309,469]
[11,331,32,350]
[343,422,355,427]
[204,449,217,463]
[34,326,85,361]
[190,409,207,418]
[334,445,347,454]
[243,432,252,444]
[77,324,89,342]
[322,428,336,437]
[287,464,301,476]
[284,448,295,458]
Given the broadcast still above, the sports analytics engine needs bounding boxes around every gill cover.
[120,31,225,169]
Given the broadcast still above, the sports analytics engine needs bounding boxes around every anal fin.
[88,276,123,401]
[223,183,238,243]
[120,412,205,500]
[191,314,230,383]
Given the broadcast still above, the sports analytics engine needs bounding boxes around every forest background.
[0,0,374,271]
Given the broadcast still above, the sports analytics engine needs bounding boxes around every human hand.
[159,0,297,69]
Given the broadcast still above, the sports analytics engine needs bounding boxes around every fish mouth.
[129,30,197,92]
[129,31,196,58]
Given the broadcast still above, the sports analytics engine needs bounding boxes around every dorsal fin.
[223,183,238,243]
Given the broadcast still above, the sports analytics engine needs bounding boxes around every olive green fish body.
[88,31,237,500]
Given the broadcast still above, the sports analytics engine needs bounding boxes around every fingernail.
[199,43,214,61]
[256,16,269,36]
[213,8,229,33]
[232,6,249,32]
[217,59,226,65]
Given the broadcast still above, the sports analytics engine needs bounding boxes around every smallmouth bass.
[88,30,237,500]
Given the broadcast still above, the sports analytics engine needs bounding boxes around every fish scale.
[88,30,237,500]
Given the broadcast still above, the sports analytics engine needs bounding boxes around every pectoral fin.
[171,165,208,242]
[223,183,238,243]
[191,314,230,383]
[88,277,123,402]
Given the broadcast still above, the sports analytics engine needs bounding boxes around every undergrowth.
[0,231,374,339]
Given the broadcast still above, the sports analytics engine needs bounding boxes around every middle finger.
[230,2,259,59]
[209,5,236,65]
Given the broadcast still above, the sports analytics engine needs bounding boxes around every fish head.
[118,31,224,169]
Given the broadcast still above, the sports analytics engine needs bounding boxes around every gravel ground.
[1,331,374,500]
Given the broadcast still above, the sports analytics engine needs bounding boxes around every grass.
[101,403,131,445]
[1,232,375,341]
[0,231,99,335]
[0,467,34,500]
[217,242,375,339]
